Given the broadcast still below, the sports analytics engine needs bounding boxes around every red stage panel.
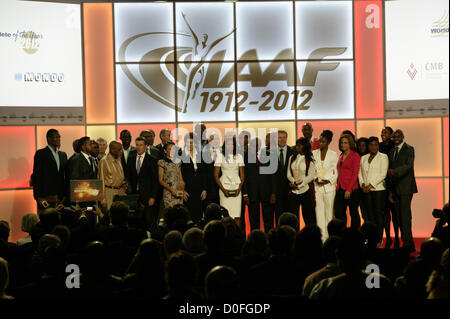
[412,179,444,238]
[84,3,115,124]
[0,126,35,189]
[444,117,448,176]
[297,120,355,153]
[36,126,86,159]
[0,189,36,243]
[386,118,442,177]
[117,124,177,147]
[354,0,384,119]
[445,178,449,204]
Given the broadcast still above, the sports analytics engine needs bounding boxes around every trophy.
[225,176,239,196]
[293,168,302,185]
[317,167,327,183]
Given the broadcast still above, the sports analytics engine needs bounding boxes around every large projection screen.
[385,0,449,118]
[0,0,84,124]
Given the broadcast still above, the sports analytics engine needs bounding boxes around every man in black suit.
[119,129,136,178]
[242,136,264,231]
[154,128,172,160]
[32,129,68,213]
[68,136,98,181]
[387,129,418,252]
[140,129,159,160]
[260,130,294,232]
[127,137,159,231]
[180,133,208,224]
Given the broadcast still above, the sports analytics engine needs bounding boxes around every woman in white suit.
[312,130,339,241]
[358,136,389,245]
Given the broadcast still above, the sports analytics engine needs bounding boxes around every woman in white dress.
[214,136,245,225]
[312,130,338,241]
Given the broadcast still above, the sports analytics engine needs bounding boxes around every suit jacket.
[32,146,68,200]
[154,144,164,160]
[68,152,98,181]
[180,151,207,196]
[257,147,278,199]
[337,150,360,192]
[388,143,418,195]
[312,149,338,194]
[273,146,295,197]
[121,146,136,178]
[358,152,389,191]
[242,150,263,201]
[127,152,159,203]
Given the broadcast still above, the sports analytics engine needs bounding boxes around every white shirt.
[47,145,60,171]
[123,147,131,163]
[187,149,198,171]
[358,152,389,191]
[287,154,316,195]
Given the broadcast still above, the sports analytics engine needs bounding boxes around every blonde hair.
[21,213,39,233]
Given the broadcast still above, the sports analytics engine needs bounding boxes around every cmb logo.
[118,12,348,115]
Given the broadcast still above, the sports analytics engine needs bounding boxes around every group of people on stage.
[31,122,418,251]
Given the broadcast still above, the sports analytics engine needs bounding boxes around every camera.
[432,203,449,221]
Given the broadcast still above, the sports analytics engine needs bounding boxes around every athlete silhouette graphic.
[181,12,234,113]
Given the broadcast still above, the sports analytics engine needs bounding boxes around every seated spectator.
[78,241,122,299]
[30,234,62,280]
[205,265,239,299]
[295,225,325,288]
[166,251,200,299]
[51,225,71,252]
[302,236,342,297]
[17,214,39,246]
[182,228,205,257]
[30,208,61,245]
[278,212,299,230]
[222,217,245,259]
[245,226,298,297]
[153,205,193,241]
[164,230,182,259]
[96,201,147,277]
[310,228,394,299]
[0,221,16,261]
[395,237,444,299]
[0,257,13,299]
[195,220,233,291]
[426,248,449,299]
[327,219,346,238]
[198,203,229,228]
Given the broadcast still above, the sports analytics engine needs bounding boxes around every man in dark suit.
[180,133,208,224]
[242,136,264,231]
[140,129,160,160]
[387,129,418,252]
[127,137,159,231]
[119,129,136,178]
[154,128,172,160]
[265,130,294,232]
[68,136,97,181]
[32,129,68,213]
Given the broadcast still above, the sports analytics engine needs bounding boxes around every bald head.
[109,141,123,159]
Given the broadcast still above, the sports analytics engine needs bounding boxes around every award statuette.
[317,167,327,183]
[293,168,302,185]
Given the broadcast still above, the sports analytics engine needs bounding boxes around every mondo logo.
[19,72,65,83]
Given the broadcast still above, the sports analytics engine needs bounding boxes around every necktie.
[279,148,285,170]
[394,146,399,161]
[137,155,142,175]
[89,157,96,175]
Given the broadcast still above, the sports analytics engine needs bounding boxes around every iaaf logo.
[118,12,347,114]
